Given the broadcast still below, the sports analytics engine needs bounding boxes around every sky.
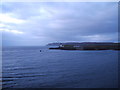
[1,2,118,46]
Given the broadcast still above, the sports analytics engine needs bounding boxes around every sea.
[2,46,118,88]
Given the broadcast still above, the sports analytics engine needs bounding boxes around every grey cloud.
[1,2,118,46]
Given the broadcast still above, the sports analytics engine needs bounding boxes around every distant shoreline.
[47,42,120,50]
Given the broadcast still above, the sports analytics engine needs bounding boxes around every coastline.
[48,42,120,50]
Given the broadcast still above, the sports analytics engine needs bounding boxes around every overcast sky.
[1,2,118,46]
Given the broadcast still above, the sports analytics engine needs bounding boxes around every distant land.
[47,42,120,50]
[47,42,119,46]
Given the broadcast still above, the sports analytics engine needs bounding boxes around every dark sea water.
[2,46,118,88]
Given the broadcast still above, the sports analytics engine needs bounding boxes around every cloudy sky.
[1,2,118,46]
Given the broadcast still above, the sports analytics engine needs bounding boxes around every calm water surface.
[2,46,118,88]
